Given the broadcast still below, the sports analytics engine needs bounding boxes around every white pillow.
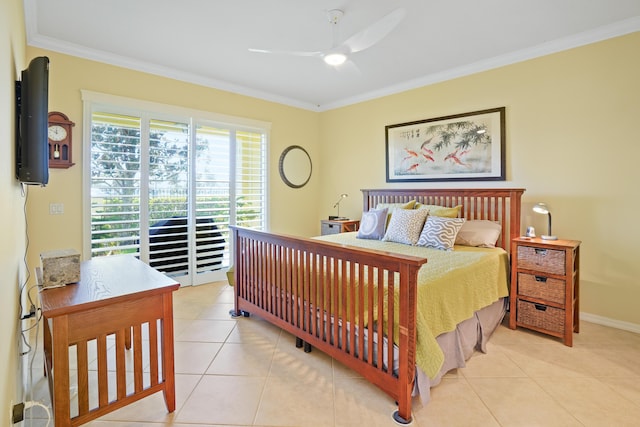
[455,220,502,248]
[417,216,466,251]
[382,208,429,245]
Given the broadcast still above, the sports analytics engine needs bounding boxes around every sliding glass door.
[86,100,267,286]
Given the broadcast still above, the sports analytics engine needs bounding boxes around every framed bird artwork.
[385,107,505,182]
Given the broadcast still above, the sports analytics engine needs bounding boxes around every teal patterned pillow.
[382,208,429,245]
[417,216,466,250]
[357,208,388,240]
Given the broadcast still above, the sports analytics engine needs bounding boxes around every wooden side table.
[320,219,360,235]
[509,237,581,346]
[39,255,180,426]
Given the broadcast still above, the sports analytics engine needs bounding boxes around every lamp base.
[541,235,558,240]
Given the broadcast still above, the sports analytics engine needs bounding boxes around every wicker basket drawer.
[518,273,565,304]
[517,300,565,334]
[517,246,565,275]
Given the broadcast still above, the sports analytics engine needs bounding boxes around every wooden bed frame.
[231,188,524,423]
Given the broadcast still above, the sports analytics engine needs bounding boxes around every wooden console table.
[39,255,180,426]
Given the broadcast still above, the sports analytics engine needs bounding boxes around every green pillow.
[414,203,462,218]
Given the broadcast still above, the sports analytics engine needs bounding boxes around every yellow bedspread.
[315,232,509,379]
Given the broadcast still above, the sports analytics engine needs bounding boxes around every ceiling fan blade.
[342,8,406,54]
[335,59,361,75]
[248,48,322,58]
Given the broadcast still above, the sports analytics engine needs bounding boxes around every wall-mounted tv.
[15,56,49,186]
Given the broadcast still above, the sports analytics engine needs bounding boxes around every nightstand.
[320,219,360,235]
[509,237,581,346]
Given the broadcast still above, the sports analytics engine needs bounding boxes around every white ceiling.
[25,0,640,111]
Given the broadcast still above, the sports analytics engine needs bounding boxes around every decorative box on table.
[39,249,80,288]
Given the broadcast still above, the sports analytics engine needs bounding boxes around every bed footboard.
[231,226,427,423]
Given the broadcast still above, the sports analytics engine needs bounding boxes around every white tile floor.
[24,281,640,426]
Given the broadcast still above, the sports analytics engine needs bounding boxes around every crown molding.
[320,17,640,111]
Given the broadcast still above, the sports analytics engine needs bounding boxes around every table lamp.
[533,202,557,240]
[330,193,348,220]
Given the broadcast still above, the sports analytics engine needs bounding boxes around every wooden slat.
[340,260,348,351]
[161,293,177,412]
[97,334,108,408]
[303,251,311,334]
[279,246,285,319]
[115,329,127,399]
[133,324,143,393]
[387,270,395,373]
[256,241,269,305]
[348,261,356,356]
[357,263,365,361]
[367,265,375,366]
[52,317,71,424]
[335,259,341,349]
[321,255,327,341]
[149,320,159,386]
[76,341,89,416]
[376,268,384,370]
[294,249,301,328]
[310,253,318,338]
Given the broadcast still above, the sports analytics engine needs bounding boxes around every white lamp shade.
[532,202,557,240]
[533,202,550,215]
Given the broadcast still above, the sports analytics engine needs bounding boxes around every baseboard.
[580,312,640,334]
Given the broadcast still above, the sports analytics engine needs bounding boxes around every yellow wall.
[23,47,322,276]
[319,32,640,326]
[1,0,27,420]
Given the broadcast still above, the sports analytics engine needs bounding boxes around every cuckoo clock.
[48,111,75,168]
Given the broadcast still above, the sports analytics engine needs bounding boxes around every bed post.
[230,226,242,317]
[509,189,523,242]
[393,261,420,425]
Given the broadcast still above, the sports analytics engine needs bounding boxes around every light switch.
[49,203,64,215]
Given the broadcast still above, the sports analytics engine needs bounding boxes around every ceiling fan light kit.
[324,52,348,66]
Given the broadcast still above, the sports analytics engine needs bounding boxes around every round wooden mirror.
[279,145,312,188]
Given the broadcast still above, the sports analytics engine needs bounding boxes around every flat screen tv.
[15,56,49,186]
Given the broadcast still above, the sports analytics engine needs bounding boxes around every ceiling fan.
[248,8,406,67]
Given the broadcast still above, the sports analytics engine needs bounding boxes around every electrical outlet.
[12,402,24,424]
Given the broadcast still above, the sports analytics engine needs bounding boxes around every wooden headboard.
[362,188,525,252]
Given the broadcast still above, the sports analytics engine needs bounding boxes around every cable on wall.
[18,184,51,423]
